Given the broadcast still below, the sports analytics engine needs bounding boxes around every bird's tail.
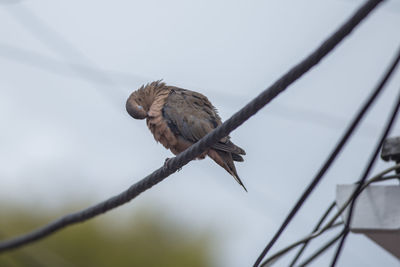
[208,150,247,192]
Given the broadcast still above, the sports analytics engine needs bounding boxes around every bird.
[126,80,247,191]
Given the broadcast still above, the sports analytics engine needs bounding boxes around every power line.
[260,222,345,266]
[254,1,386,265]
[259,166,400,266]
[291,45,400,267]
[0,0,380,253]
[330,51,400,265]
[289,201,336,266]
[298,232,344,266]
[263,45,400,266]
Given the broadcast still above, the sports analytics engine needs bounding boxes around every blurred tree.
[0,206,214,267]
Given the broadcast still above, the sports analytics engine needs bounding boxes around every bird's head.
[126,80,166,120]
[126,90,148,120]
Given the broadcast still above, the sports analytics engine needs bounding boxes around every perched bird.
[126,80,247,191]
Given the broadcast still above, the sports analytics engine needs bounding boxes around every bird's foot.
[163,157,171,171]
[163,157,181,172]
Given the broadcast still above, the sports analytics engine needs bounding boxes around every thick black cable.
[254,1,386,265]
[330,51,400,266]
[289,202,336,266]
[0,0,384,254]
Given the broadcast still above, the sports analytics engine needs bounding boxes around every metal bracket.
[336,184,400,259]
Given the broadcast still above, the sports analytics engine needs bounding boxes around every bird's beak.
[126,97,147,120]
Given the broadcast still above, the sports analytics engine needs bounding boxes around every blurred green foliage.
[0,206,214,267]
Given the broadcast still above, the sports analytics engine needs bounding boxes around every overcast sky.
[1,0,400,266]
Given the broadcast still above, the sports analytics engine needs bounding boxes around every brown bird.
[126,80,247,191]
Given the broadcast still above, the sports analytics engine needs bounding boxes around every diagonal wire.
[0,0,382,253]
[289,202,336,266]
[254,1,386,265]
[0,0,24,4]
[260,222,344,267]
[0,42,147,87]
[5,4,126,108]
[330,53,400,266]
[299,231,344,267]
[302,45,400,267]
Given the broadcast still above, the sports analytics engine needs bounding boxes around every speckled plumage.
[126,80,247,191]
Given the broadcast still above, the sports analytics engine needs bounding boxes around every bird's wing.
[162,88,245,155]
[163,87,247,191]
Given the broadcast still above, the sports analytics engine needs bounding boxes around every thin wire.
[0,0,383,253]
[259,165,400,267]
[289,202,336,266]
[0,43,382,138]
[298,232,344,267]
[331,45,400,265]
[6,5,125,108]
[0,42,148,87]
[0,0,24,4]
[331,86,400,265]
[254,1,386,265]
[377,174,400,180]
[299,177,400,267]
[260,222,344,267]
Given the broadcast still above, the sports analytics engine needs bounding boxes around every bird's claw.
[163,157,181,172]
[163,157,171,171]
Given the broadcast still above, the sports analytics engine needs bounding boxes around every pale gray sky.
[1,0,400,266]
